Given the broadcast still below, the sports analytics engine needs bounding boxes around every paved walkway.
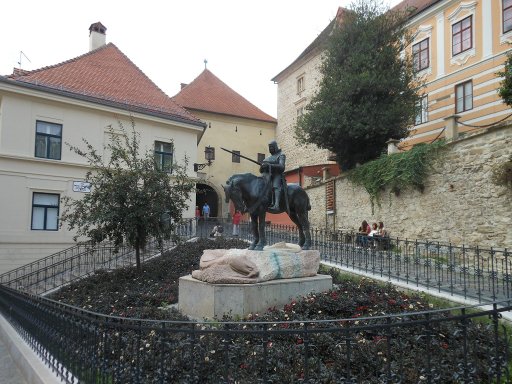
[0,312,60,384]
[0,336,27,384]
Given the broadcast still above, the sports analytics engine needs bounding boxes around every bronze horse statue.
[223,173,311,251]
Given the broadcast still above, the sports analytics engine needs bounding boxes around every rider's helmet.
[268,140,279,154]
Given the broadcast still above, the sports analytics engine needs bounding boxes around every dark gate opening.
[196,183,219,218]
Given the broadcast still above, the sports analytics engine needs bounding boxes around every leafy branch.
[347,141,444,212]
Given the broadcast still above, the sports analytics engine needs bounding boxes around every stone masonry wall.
[305,124,512,249]
[276,53,334,169]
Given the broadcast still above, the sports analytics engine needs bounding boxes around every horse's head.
[223,177,247,213]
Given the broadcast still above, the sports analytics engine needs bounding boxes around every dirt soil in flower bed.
[48,238,510,383]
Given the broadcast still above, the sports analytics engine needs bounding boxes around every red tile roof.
[173,69,276,123]
[5,43,203,126]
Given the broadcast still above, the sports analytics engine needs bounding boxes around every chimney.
[181,83,188,90]
[89,22,107,51]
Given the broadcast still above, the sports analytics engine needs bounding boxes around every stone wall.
[276,53,334,169]
[305,124,512,249]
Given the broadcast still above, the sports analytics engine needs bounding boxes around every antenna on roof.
[18,51,31,69]
[204,59,208,69]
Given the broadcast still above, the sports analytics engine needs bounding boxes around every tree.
[295,0,423,170]
[497,49,512,106]
[61,118,195,271]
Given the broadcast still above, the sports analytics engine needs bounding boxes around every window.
[154,141,173,172]
[413,38,429,72]
[415,96,428,125]
[504,0,512,33]
[31,193,59,230]
[452,16,472,56]
[35,121,62,160]
[257,153,265,163]
[297,76,305,93]
[455,80,473,113]
[232,150,240,163]
[297,106,305,119]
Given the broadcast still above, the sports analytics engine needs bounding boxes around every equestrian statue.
[222,141,312,251]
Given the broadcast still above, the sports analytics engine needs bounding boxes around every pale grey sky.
[1,0,402,117]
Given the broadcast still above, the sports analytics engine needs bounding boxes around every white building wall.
[0,88,200,273]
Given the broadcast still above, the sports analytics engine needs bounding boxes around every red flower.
[441,342,449,349]
[296,338,304,345]
[239,363,248,369]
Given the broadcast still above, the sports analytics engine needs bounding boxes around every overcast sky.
[1,0,402,117]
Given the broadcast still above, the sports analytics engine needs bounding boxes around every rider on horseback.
[259,140,286,211]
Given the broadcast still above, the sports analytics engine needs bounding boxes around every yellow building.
[273,0,512,168]
[400,0,511,148]
[173,69,276,218]
[0,23,204,273]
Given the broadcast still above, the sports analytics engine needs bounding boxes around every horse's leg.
[248,213,259,250]
[254,211,267,251]
[297,209,311,250]
[288,211,306,248]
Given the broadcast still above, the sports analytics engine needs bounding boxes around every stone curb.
[0,312,61,384]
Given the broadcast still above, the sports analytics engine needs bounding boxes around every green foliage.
[347,141,444,211]
[491,154,512,188]
[296,0,423,170]
[60,118,195,271]
[497,49,512,106]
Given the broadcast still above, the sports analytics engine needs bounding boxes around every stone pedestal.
[178,274,332,320]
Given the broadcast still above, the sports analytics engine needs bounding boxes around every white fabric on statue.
[191,242,320,284]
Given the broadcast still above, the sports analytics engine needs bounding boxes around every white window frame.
[415,96,429,125]
[297,75,305,94]
[455,80,473,113]
[448,1,477,66]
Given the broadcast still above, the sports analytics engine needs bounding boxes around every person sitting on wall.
[378,221,387,237]
[357,220,371,247]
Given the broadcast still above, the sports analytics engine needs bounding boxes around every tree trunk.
[135,245,141,272]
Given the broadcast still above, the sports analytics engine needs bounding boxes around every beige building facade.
[403,0,512,147]
[272,0,512,167]
[0,24,204,274]
[173,69,277,219]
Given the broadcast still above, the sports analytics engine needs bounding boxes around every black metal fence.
[0,283,510,383]
[0,219,510,305]
[0,220,200,295]
[1,220,510,303]
[1,220,512,383]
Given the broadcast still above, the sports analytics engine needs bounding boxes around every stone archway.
[196,183,219,218]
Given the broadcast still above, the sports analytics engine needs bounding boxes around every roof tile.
[173,69,276,123]
[6,43,201,124]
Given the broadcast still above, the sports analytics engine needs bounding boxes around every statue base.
[178,274,332,320]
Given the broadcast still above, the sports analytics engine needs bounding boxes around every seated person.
[210,224,224,237]
[378,221,387,237]
[369,222,379,236]
[356,220,371,246]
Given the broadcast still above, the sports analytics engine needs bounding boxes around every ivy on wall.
[491,154,512,189]
[347,141,444,212]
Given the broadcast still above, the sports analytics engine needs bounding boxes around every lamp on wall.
[194,146,214,172]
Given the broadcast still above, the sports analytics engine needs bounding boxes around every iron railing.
[0,284,510,383]
[1,221,512,383]
[255,224,510,303]
[0,220,196,295]
[1,220,510,303]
